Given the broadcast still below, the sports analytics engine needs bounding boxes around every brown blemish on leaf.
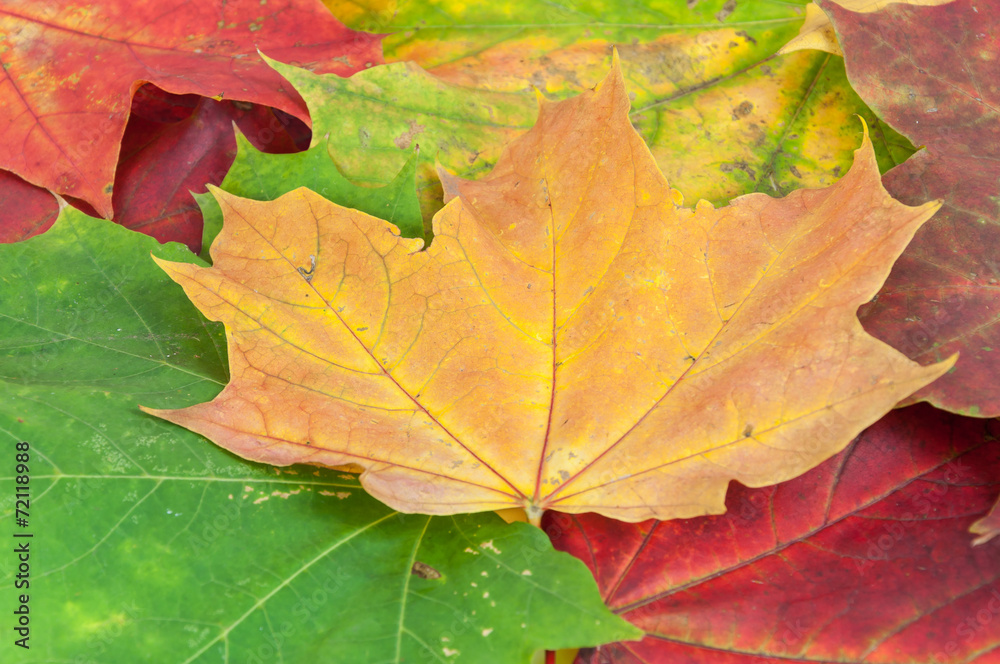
[411,561,442,579]
[297,254,316,282]
[716,0,737,22]
[316,490,350,499]
[394,119,425,149]
[719,160,756,179]
[732,100,753,120]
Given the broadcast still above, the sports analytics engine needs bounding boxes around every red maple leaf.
[824,0,1000,416]
[546,405,1000,663]
[0,0,380,218]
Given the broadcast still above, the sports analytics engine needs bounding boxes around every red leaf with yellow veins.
[825,0,1000,416]
[144,60,953,522]
[0,0,379,218]
[0,83,309,250]
[546,405,1000,663]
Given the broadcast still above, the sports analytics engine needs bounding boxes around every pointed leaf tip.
[594,47,627,100]
[852,115,943,223]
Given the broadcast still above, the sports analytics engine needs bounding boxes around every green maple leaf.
[0,209,639,662]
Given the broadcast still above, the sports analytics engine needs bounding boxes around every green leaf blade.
[0,211,637,663]
[198,131,424,261]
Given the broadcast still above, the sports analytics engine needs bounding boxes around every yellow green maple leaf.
[320,0,917,209]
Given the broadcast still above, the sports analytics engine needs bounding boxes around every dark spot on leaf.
[716,0,736,22]
[744,424,754,437]
[732,101,753,120]
[789,165,802,178]
[412,561,441,579]
[394,119,426,150]
[735,30,757,45]
[720,160,755,179]
[297,254,317,282]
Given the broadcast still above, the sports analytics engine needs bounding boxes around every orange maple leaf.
[144,58,953,523]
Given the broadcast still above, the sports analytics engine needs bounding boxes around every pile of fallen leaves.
[1,0,998,662]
